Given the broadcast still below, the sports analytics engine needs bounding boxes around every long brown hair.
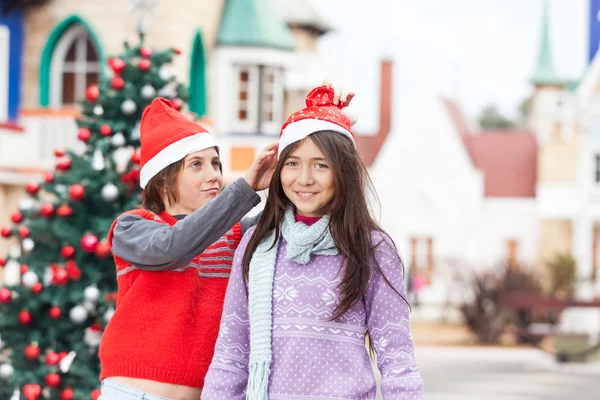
[242,131,408,322]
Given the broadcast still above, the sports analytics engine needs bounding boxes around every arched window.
[50,24,100,106]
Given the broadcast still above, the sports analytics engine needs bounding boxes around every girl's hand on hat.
[244,142,279,191]
[322,79,355,107]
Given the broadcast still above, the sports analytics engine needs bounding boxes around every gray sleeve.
[111,177,260,271]
[240,210,262,235]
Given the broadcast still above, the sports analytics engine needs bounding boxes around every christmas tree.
[0,33,189,399]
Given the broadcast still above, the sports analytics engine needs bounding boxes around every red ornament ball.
[100,124,113,136]
[95,240,111,258]
[131,150,141,164]
[91,389,101,400]
[1,226,12,237]
[18,226,30,238]
[26,182,40,196]
[112,77,125,90]
[31,282,43,294]
[174,47,182,55]
[45,372,61,388]
[49,306,61,319]
[109,58,126,74]
[56,157,71,171]
[44,172,54,183]
[139,59,151,72]
[140,46,152,58]
[45,351,60,366]
[53,268,69,285]
[57,204,73,217]
[0,257,6,266]
[53,148,65,157]
[11,211,23,224]
[61,245,76,259]
[81,234,99,253]
[86,85,100,102]
[65,260,81,280]
[22,384,42,400]
[60,388,75,400]
[68,184,85,201]
[20,264,28,274]
[58,351,68,361]
[0,288,11,304]
[171,98,183,111]
[78,127,92,142]
[19,310,32,325]
[41,203,55,218]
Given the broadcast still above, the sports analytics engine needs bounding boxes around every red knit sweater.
[99,209,242,388]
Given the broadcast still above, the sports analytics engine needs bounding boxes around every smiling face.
[167,147,223,215]
[280,137,336,217]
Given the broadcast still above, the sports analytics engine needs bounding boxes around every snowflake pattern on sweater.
[202,228,424,400]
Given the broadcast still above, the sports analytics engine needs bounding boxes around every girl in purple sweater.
[202,86,424,400]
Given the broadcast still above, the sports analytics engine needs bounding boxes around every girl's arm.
[111,177,260,270]
[202,232,253,399]
[364,234,424,399]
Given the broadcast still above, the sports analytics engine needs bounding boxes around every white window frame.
[260,66,284,135]
[50,25,100,107]
[0,25,9,121]
[232,65,260,133]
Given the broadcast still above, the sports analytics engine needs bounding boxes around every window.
[595,154,600,183]
[0,25,8,121]
[233,64,284,134]
[50,25,100,107]
[410,237,434,283]
[507,239,519,267]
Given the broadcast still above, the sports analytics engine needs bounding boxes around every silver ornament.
[19,198,35,211]
[101,183,119,202]
[111,132,126,147]
[84,285,100,302]
[59,351,77,373]
[22,238,35,253]
[0,363,13,379]
[159,65,172,80]
[3,260,21,286]
[121,99,137,115]
[130,123,141,140]
[141,84,156,99]
[69,305,88,324]
[92,148,105,171]
[93,105,104,116]
[21,271,39,288]
[43,266,53,286]
[104,307,115,322]
[83,300,96,313]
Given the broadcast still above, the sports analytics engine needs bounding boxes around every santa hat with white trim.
[279,86,358,156]
[139,97,218,189]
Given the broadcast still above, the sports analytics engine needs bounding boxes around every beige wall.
[289,27,319,52]
[22,0,226,108]
[537,124,579,184]
[537,219,572,267]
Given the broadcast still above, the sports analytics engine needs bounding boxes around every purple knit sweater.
[202,228,424,399]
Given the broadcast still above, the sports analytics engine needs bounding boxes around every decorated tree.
[0,34,188,399]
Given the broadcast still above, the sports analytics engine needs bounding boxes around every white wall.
[0,25,9,122]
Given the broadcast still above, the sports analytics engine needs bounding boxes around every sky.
[313,0,589,131]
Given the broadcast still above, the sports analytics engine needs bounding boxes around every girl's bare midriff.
[109,376,202,400]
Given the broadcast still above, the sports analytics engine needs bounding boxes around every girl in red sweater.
[99,89,353,400]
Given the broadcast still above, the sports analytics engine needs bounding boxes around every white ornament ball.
[43,267,53,286]
[83,300,96,313]
[3,260,21,286]
[84,327,103,347]
[22,238,35,253]
[69,305,88,324]
[84,285,100,302]
[101,183,119,202]
[0,363,14,379]
[159,65,172,80]
[21,271,39,288]
[141,84,156,99]
[111,132,126,147]
[104,307,115,322]
[93,105,104,116]
[121,99,137,115]
[19,198,35,211]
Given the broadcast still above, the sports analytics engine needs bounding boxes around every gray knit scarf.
[246,208,338,399]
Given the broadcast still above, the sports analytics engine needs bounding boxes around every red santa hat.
[139,98,217,189]
[279,86,359,156]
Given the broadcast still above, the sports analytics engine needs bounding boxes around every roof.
[270,0,333,35]
[217,0,296,50]
[442,99,538,198]
[531,0,563,86]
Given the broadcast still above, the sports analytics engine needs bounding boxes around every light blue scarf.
[246,209,338,399]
